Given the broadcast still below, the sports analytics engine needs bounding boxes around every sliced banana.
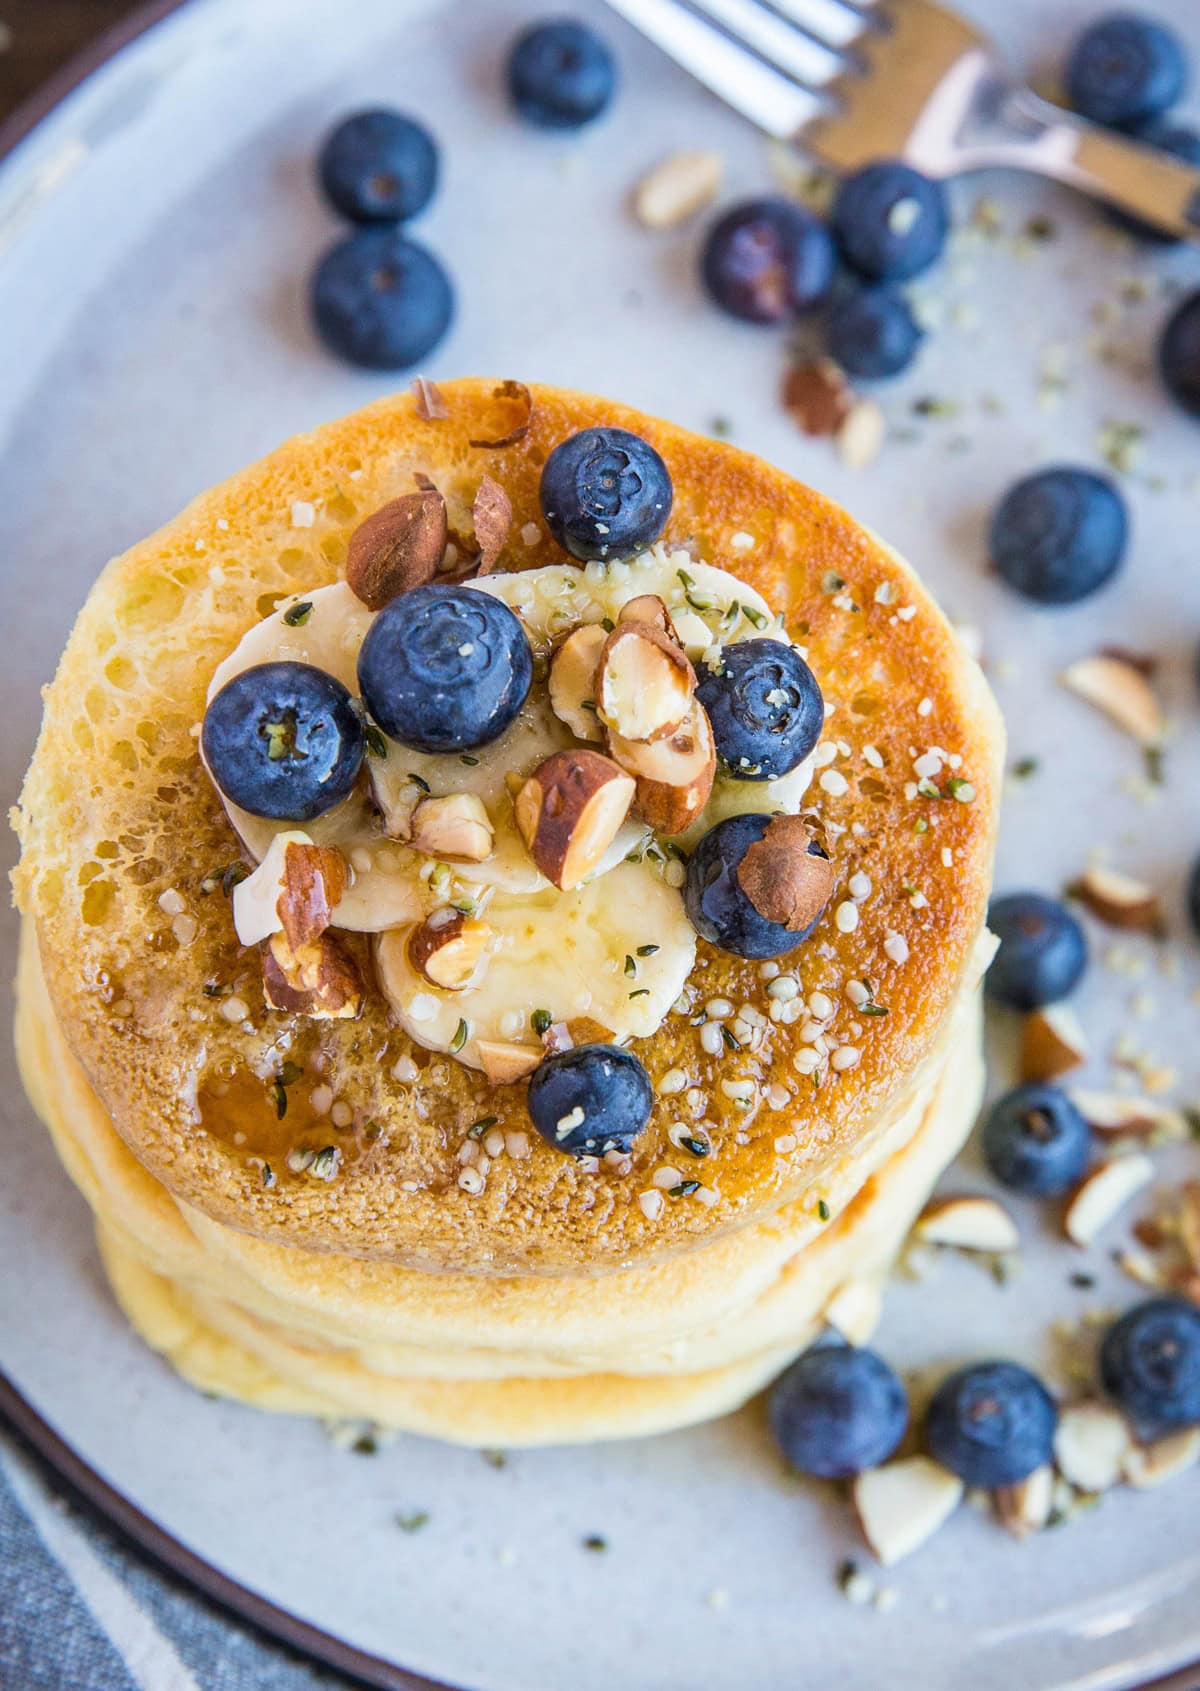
[375,861,696,1070]
[202,550,810,963]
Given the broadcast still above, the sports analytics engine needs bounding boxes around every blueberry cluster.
[311,109,452,369]
[699,160,948,381]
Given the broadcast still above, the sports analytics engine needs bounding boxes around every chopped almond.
[1122,1428,1200,1489]
[783,358,853,437]
[1020,1005,1089,1083]
[232,831,346,949]
[994,1464,1054,1540]
[823,1278,883,1347]
[633,149,723,228]
[1179,1181,1200,1271]
[542,1016,616,1054]
[915,1195,1020,1253]
[1071,1089,1175,1139]
[476,1040,542,1085]
[607,700,716,835]
[345,490,448,610]
[736,814,834,933]
[852,1458,963,1565]
[410,793,494,862]
[618,593,683,644]
[1060,654,1164,746]
[407,912,491,991]
[548,624,607,742]
[1053,1401,1131,1492]
[410,376,449,419]
[1067,866,1163,933]
[472,475,511,574]
[1064,1153,1155,1246]
[594,623,695,742]
[261,929,363,1019]
[514,749,635,890]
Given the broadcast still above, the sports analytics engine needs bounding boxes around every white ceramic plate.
[2,1,1200,1686]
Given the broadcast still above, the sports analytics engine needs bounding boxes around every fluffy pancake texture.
[13,379,1003,1277]
[17,926,985,1444]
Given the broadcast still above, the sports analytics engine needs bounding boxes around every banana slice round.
[375,861,696,1070]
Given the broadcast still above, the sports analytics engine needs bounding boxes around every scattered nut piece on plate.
[914,1195,1021,1254]
[1070,1090,1181,1139]
[1063,1153,1155,1246]
[1020,1004,1089,1083]
[633,149,724,229]
[1059,654,1164,746]
[1067,866,1164,933]
[1122,1428,1200,1489]
[1053,1401,1132,1493]
[852,1457,963,1566]
[993,1463,1054,1540]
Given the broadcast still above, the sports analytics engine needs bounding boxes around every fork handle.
[968,89,1200,241]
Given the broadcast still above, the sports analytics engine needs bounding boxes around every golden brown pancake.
[12,379,1003,1278]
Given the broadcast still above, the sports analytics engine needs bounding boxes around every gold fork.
[605,0,1200,239]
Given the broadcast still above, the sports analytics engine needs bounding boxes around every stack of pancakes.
[13,381,1003,1446]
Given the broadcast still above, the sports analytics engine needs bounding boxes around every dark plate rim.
[0,6,1198,1691]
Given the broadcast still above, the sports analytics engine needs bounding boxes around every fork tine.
[688,0,846,85]
[771,0,874,51]
[604,0,825,138]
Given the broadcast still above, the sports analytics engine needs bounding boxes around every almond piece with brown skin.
[1060,654,1164,746]
[261,929,363,1019]
[410,793,494,862]
[993,1464,1054,1540]
[1020,1005,1089,1083]
[594,623,695,742]
[542,1016,616,1054]
[476,1040,543,1085]
[472,475,512,575]
[1063,1153,1155,1246]
[407,912,491,990]
[548,624,607,742]
[232,831,347,948]
[736,814,834,933]
[514,749,635,890]
[608,700,716,835]
[1067,866,1164,933]
[345,490,448,610]
[618,593,683,645]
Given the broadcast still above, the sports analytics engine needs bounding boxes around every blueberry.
[826,284,922,379]
[982,1084,1091,1197]
[701,198,835,324]
[985,893,1087,1010]
[989,467,1127,605]
[539,427,672,561]
[357,584,532,752]
[695,640,823,780]
[507,19,616,129]
[1110,121,1200,241]
[317,109,438,224]
[684,814,830,959]
[1065,12,1187,131]
[526,1044,652,1156]
[202,661,364,822]
[311,229,453,370]
[1100,1297,1200,1435]
[769,1344,908,1479]
[924,1361,1057,1487]
[1160,289,1200,418]
[831,162,948,282]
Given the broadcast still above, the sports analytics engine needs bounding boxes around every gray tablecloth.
[0,1427,356,1691]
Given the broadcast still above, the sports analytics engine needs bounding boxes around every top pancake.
[13,379,1003,1275]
